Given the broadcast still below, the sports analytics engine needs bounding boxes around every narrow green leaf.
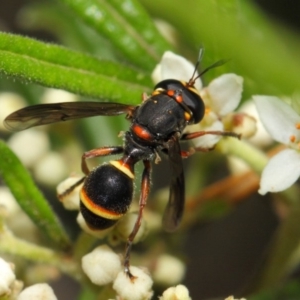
[17,1,119,59]
[59,0,172,69]
[108,0,172,60]
[0,32,152,104]
[0,140,71,250]
[141,0,300,96]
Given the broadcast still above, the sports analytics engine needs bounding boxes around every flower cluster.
[0,256,57,299]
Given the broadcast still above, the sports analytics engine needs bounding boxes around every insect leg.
[180,130,240,155]
[57,176,85,200]
[81,146,124,175]
[124,160,151,279]
[182,130,240,141]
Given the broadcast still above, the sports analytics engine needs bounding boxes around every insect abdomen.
[80,163,134,230]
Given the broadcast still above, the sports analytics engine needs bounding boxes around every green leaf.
[59,0,172,69]
[0,140,71,250]
[140,0,300,97]
[0,32,152,104]
[17,1,119,59]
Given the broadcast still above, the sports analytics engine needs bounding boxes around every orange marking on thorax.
[167,90,175,97]
[132,124,153,141]
[175,94,183,103]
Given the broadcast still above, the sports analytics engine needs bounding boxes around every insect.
[4,54,239,278]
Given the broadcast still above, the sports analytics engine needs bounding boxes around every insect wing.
[162,136,185,232]
[4,102,135,131]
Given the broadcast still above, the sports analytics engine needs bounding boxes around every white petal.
[151,51,202,89]
[259,149,300,195]
[207,74,243,115]
[254,96,300,144]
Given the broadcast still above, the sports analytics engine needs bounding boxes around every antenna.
[188,49,228,87]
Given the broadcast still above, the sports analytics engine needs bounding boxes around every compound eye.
[181,84,205,123]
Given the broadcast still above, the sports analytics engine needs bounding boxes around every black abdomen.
[80,163,134,230]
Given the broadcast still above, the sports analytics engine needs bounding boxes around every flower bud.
[159,284,191,300]
[113,266,153,300]
[56,175,83,210]
[0,258,16,296]
[17,283,57,300]
[223,112,257,139]
[82,245,122,285]
[34,152,67,185]
[8,129,50,168]
[153,254,185,286]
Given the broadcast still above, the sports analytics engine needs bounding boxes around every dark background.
[0,1,299,299]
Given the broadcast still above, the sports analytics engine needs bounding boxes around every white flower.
[0,258,16,296]
[153,254,185,285]
[254,96,300,194]
[152,51,243,148]
[113,266,153,300]
[159,284,191,300]
[56,175,83,210]
[82,244,122,285]
[17,283,57,300]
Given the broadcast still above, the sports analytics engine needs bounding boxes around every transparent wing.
[162,135,185,232]
[4,101,135,131]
